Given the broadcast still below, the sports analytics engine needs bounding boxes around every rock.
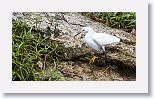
[13,12,136,73]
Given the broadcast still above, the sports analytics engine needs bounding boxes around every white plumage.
[82,27,120,52]
[74,27,120,64]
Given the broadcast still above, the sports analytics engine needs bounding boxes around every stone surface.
[12,12,136,81]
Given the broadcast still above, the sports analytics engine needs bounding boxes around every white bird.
[75,27,120,64]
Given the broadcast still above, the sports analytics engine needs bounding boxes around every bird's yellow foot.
[102,67,110,76]
[89,56,98,64]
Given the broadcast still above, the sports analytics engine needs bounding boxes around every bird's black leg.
[101,46,107,66]
[103,51,107,66]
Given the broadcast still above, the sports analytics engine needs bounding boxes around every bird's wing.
[91,33,120,45]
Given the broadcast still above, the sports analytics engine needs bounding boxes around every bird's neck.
[87,30,95,35]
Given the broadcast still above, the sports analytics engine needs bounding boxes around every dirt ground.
[54,61,136,81]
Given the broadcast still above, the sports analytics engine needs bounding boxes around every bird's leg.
[89,55,98,64]
[103,51,107,65]
[89,52,98,64]
[102,46,107,66]
[102,46,105,52]
[101,51,111,76]
[101,46,110,75]
[100,52,110,76]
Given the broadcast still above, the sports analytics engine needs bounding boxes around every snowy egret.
[75,27,120,64]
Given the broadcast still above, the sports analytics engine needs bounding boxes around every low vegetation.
[12,19,64,81]
[82,12,136,32]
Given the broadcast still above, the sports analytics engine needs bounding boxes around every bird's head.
[74,27,94,37]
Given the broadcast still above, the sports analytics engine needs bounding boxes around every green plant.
[12,19,64,81]
[82,12,136,32]
[34,67,65,81]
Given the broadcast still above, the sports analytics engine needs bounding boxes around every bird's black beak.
[74,32,82,38]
